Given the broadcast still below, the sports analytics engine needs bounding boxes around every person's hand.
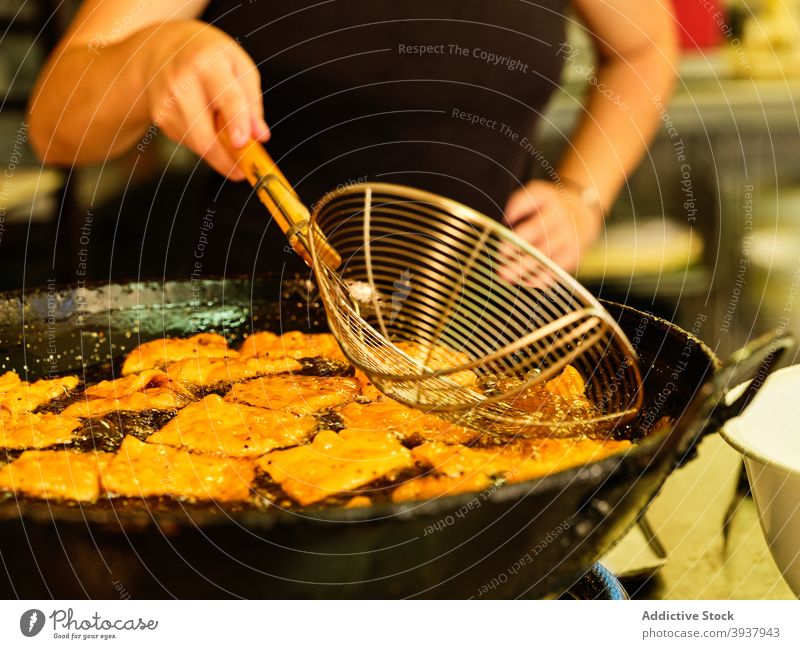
[503,180,603,273]
[142,20,269,180]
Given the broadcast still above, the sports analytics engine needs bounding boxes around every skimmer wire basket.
[309,183,644,435]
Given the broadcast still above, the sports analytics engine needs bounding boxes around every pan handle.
[674,331,794,467]
[707,331,794,429]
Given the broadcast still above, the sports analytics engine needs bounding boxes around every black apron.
[189,0,569,277]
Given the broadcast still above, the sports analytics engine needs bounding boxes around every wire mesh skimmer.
[226,136,644,436]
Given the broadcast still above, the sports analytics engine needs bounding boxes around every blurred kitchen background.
[548,0,800,362]
[2,0,800,357]
[4,0,800,358]
[0,0,799,598]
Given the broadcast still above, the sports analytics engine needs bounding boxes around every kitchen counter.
[620,434,794,599]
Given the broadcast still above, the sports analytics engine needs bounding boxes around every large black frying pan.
[0,276,789,599]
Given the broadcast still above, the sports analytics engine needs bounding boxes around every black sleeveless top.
[194,0,569,275]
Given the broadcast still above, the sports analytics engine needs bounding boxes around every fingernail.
[259,119,271,140]
[231,126,245,147]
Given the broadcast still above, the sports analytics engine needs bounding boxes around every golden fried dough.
[0,449,113,502]
[122,333,235,374]
[0,328,633,508]
[63,370,192,418]
[353,369,386,401]
[0,372,23,392]
[239,331,346,362]
[393,437,631,502]
[393,341,479,389]
[390,472,493,502]
[148,394,316,457]
[226,375,359,415]
[102,436,254,501]
[545,365,587,399]
[338,400,477,445]
[165,355,301,388]
[1,412,82,450]
[258,429,413,506]
[0,373,79,419]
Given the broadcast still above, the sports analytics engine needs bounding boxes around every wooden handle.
[232,138,296,199]
[216,119,341,269]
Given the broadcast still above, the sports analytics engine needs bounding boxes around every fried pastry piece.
[425,438,631,482]
[545,365,586,399]
[393,341,479,389]
[392,437,631,502]
[258,428,413,506]
[63,370,191,418]
[165,355,301,388]
[82,369,184,399]
[1,412,82,450]
[102,436,254,501]
[226,375,360,415]
[0,372,23,392]
[0,449,113,502]
[339,400,478,445]
[239,331,346,362]
[148,394,317,457]
[390,443,510,501]
[496,364,592,421]
[391,472,493,502]
[353,369,386,401]
[345,496,373,508]
[122,333,235,374]
[0,372,79,419]
[236,331,277,358]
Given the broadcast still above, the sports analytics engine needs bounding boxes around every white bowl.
[721,364,800,597]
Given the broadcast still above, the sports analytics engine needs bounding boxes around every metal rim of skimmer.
[308,182,644,433]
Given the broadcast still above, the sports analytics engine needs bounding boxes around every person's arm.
[505,0,679,272]
[27,0,268,179]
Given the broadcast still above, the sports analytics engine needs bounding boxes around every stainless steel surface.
[311,182,644,434]
[645,435,794,599]
[605,436,794,599]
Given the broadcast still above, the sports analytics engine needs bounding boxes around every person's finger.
[203,62,251,148]
[512,213,552,250]
[504,184,551,226]
[497,253,557,287]
[194,122,246,180]
[497,238,558,286]
[498,209,579,284]
[174,82,245,180]
[231,52,270,142]
[203,143,246,180]
[543,240,572,267]
[503,188,539,226]
[497,216,549,269]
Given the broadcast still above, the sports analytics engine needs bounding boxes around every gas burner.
[562,564,629,600]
